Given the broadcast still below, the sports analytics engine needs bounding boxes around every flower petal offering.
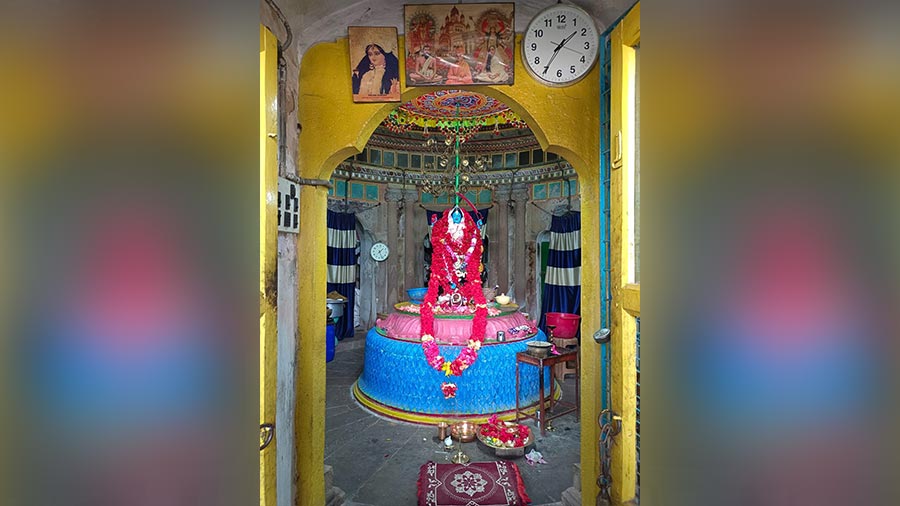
[478,414,532,449]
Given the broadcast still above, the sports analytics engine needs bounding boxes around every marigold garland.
[421,207,487,394]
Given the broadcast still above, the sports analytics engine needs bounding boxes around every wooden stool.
[515,349,580,435]
[552,337,578,380]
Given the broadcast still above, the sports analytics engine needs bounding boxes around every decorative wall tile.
[350,182,364,200]
[518,151,530,166]
[548,181,562,198]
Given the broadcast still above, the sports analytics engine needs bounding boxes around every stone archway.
[294,35,602,505]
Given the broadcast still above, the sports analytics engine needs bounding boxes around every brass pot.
[451,421,477,443]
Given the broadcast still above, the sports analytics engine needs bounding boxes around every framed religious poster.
[349,26,402,103]
[404,3,515,87]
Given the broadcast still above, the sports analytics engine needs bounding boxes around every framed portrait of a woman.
[349,26,402,103]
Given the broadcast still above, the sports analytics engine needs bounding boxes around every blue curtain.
[327,210,357,339]
[539,212,582,334]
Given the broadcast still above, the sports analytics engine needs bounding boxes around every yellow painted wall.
[296,34,603,505]
[259,25,278,506]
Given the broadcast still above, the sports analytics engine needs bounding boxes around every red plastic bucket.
[545,312,580,338]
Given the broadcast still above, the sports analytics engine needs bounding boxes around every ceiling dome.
[401,89,509,120]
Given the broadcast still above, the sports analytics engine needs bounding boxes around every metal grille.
[600,30,613,412]
[597,33,616,504]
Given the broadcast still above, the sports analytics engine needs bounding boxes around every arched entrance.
[294,36,602,505]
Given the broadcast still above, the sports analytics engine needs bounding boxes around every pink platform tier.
[376,303,535,344]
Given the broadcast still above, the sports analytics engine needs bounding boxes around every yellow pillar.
[609,4,640,504]
[295,184,329,506]
[259,25,278,506]
[578,172,603,504]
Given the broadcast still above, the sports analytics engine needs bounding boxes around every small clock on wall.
[370,242,390,262]
[521,3,600,87]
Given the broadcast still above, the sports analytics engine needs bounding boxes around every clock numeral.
[584,41,590,50]
[580,55,586,63]
[556,69,563,78]
[530,42,537,51]
[582,28,587,36]
[570,65,576,74]
[533,29,543,37]
[573,18,577,27]
[557,14,566,23]
[544,18,552,27]
[534,56,540,65]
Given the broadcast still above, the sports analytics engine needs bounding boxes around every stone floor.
[326,330,581,506]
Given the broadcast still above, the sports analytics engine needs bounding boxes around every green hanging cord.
[454,105,461,207]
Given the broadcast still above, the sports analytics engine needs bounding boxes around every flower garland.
[421,207,487,397]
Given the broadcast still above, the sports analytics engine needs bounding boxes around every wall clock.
[521,3,600,87]
[370,242,390,262]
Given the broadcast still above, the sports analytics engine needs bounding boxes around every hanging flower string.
[421,208,487,397]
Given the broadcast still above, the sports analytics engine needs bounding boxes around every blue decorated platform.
[353,327,555,424]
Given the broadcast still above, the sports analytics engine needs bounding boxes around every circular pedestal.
[354,327,555,424]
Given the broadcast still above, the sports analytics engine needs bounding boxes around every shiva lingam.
[448,421,477,464]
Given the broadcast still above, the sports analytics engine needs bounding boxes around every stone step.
[324,464,334,492]
[325,487,345,506]
[561,486,581,506]
[572,463,581,491]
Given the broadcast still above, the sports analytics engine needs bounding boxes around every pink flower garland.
[421,208,487,396]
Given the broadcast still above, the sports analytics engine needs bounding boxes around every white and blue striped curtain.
[327,210,358,339]
[539,211,582,333]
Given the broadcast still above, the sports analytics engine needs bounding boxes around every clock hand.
[542,31,578,75]
[542,44,563,74]
[560,30,578,48]
[550,40,585,56]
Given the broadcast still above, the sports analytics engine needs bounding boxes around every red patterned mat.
[417,460,531,506]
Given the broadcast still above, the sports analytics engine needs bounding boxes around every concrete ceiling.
[279,0,636,58]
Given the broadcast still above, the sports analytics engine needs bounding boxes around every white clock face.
[522,5,599,87]
[370,242,389,262]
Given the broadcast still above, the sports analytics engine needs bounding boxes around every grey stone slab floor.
[326,330,581,506]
